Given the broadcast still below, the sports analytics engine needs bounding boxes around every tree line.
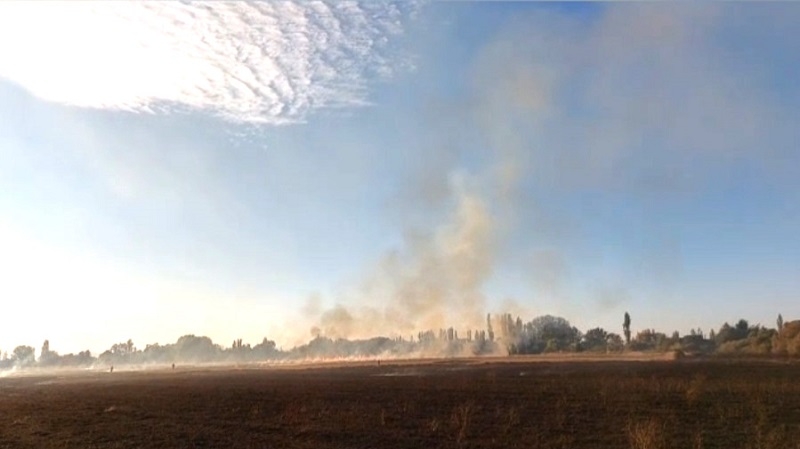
[1,312,799,370]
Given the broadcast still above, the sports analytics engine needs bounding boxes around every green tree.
[12,345,35,366]
[715,322,735,344]
[516,315,580,354]
[583,327,609,352]
[623,312,631,345]
[734,319,750,340]
[778,314,784,331]
[39,339,58,366]
[606,333,624,352]
[175,335,219,362]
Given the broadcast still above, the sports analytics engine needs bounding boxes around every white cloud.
[0,1,414,124]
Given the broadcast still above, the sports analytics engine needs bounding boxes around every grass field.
[1,357,799,448]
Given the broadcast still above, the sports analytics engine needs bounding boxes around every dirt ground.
[1,357,799,449]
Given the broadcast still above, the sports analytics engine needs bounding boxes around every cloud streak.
[0,1,414,124]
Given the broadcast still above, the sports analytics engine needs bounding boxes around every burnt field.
[1,358,800,449]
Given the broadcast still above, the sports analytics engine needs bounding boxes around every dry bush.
[450,402,474,443]
[693,430,704,449]
[427,417,441,434]
[627,417,665,449]
[501,406,519,436]
[685,372,707,407]
[280,402,308,427]
[773,320,800,356]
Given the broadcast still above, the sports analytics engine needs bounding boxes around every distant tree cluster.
[2,312,799,372]
[0,335,279,371]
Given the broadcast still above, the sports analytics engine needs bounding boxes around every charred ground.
[1,358,800,449]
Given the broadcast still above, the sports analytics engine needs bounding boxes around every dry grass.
[685,372,707,406]
[1,359,799,448]
[450,402,473,443]
[627,417,664,449]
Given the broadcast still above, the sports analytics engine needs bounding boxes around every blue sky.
[0,2,798,354]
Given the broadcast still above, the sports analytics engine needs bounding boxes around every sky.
[0,2,799,355]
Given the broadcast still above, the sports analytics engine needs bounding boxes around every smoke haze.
[307,3,800,341]
[0,3,798,352]
[313,180,493,339]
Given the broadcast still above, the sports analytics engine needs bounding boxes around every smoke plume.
[313,178,494,339]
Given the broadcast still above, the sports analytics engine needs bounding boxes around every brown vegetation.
[773,320,800,356]
[1,358,800,448]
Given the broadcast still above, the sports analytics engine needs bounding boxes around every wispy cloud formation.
[0,1,414,124]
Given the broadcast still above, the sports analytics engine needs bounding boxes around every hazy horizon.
[1,2,799,356]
